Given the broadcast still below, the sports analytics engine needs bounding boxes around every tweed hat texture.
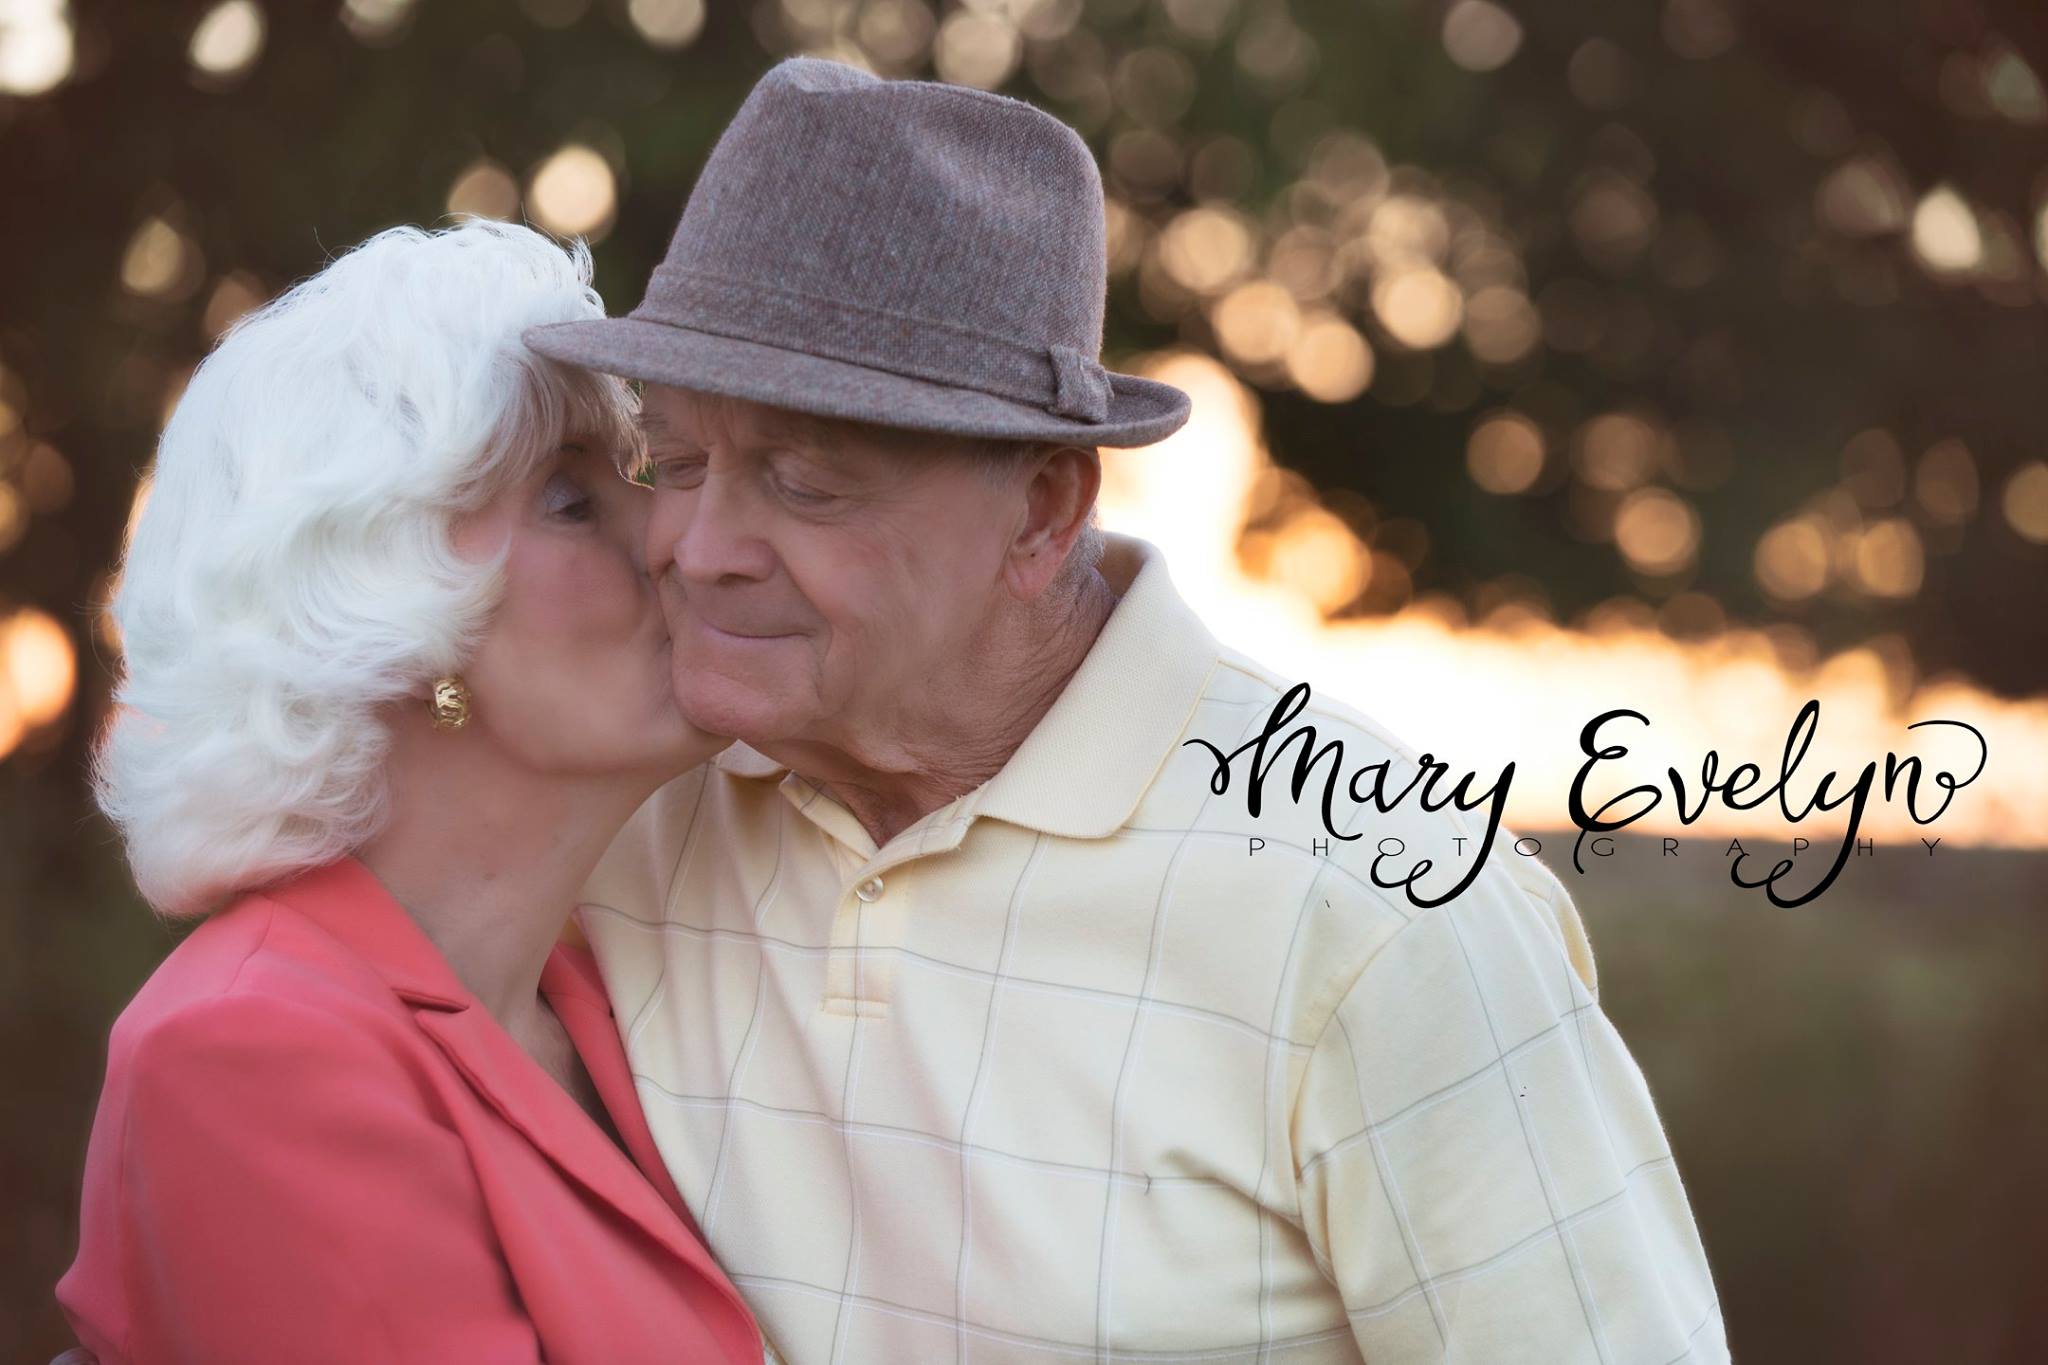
[523,56,1191,447]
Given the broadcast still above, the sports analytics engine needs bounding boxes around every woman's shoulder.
[99,905,447,1183]
[109,886,421,1084]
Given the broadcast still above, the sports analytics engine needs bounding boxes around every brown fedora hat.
[523,56,1190,448]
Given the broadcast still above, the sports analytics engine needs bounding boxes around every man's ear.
[1002,444,1101,601]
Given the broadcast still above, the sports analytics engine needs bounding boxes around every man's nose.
[648,476,774,585]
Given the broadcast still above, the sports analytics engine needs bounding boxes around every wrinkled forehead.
[639,385,955,465]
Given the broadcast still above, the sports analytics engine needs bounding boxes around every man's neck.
[759,569,1121,849]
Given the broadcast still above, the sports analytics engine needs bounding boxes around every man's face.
[638,384,1021,751]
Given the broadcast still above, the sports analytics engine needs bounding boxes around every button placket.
[823,867,909,1016]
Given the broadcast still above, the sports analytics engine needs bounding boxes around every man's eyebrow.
[635,408,844,462]
[637,422,704,460]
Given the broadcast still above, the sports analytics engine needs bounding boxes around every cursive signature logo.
[1567,700,1986,907]
[1181,682,1514,910]
[1184,683,1988,909]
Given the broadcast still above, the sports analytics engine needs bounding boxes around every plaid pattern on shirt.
[579,532,1730,1364]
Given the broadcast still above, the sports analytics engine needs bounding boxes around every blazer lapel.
[410,1004,730,1281]
[538,957,706,1238]
[268,857,743,1305]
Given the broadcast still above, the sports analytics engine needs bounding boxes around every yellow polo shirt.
[579,531,1729,1364]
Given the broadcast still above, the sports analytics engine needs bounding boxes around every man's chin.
[672,668,802,750]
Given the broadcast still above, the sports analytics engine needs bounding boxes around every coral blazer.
[57,856,763,1364]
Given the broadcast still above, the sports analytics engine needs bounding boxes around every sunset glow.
[1102,353,2047,848]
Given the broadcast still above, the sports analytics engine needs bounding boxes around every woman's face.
[455,438,717,780]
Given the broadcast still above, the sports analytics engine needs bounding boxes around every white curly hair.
[94,218,639,917]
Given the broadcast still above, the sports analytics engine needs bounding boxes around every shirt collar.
[711,532,1221,840]
[713,740,789,780]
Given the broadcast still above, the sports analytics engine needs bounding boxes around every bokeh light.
[1461,285,1541,364]
[18,442,72,514]
[3,608,73,728]
[1613,486,1701,575]
[934,8,1019,90]
[1372,267,1463,349]
[1662,0,1737,60]
[1753,516,1831,602]
[202,271,266,339]
[0,0,73,96]
[1911,185,1984,275]
[0,482,26,555]
[188,0,266,82]
[1467,411,1547,494]
[1264,506,1369,611]
[1283,313,1373,402]
[1567,38,1634,109]
[0,608,77,762]
[1981,44,2047,123]
[1574,413,1661,492]
[527,144,617,239]
[1571,172,1659,271]
[2004,460,2048,543]
[1211,280,1300,367]
[1157,206,1255,294]
[857,0,934,68]
[1913,438,1979,525]
[1849,518,1924,598]
[341,0,416,45]
[447,159,521,221]
[1441,1,1523,74]
[1817,156,1908,235]
[119,218,205,302]
[626,0,705,49]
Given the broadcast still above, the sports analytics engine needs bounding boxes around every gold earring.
[428,675,472,730]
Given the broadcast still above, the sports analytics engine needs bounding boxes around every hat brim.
[522,316,1191,448]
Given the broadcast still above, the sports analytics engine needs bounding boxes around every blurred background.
[2,0,2046,1358]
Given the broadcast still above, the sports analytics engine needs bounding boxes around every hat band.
[632,265,1112,426]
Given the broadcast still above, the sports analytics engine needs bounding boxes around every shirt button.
[855,876,884,902]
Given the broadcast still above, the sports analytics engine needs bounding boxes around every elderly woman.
[55,221,763,1364]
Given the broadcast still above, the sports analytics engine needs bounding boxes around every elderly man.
[528,57,1728,1365]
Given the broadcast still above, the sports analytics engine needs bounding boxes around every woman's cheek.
[570,543,652,642]
[514,539,608,632]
